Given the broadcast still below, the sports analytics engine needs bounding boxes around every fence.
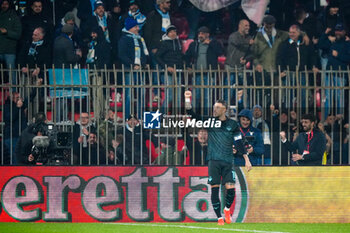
[0,66,349,166]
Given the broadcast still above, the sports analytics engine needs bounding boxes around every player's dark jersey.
[208,118,242,163]
[187,109,245,164]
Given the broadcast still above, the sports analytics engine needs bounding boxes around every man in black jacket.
[143,0,171,66]
[276,24,319,111]
[280,113,326,165]
[18,27,51,78]
[53,24,82,68]
[155,25,183,113]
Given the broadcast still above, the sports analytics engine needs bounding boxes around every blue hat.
[253,105,262,112]
[125,17,138,30]
[335,23,344,31]
[94,1,104,10]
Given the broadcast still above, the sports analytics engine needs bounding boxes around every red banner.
[0,166,247,223]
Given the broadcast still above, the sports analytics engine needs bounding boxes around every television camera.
[31,123,72,165]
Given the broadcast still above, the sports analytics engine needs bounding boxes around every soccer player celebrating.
[185,91,252,225]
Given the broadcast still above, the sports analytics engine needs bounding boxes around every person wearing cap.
[155,24,184,113]
[185,26,223,114]
[318,22,350,118]
[118,0,146,35]
[280,113,327,166]
[54,11,83,50]
[53,23,82,68]
[252,15,290,73]
[144,0,172,64]
[118,16,149,117]
[234,109,264,166]
[0,0,21,86]
[81,1,118,61]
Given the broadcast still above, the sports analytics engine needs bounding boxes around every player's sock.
[211,187,221,218]
[225,188,235,209]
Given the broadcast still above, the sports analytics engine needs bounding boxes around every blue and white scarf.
[94,11,110,43]
[86,40,97,64]
[128,10,146,30]
[28,40,44,56]
[123,28,149,65]
[156,7,170,33]
[261,26,276,48]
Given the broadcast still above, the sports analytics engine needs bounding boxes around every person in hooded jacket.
[234,109,264,166]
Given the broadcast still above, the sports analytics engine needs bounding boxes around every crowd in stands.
[1,0,350,166]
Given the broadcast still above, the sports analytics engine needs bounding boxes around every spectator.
[184,128,208,165]
[271,109,295,165]
[108,134,124,165]
[317,0,344,35]
[226,19,254,70]
[54,12,84,51]
[294,6,319,43]
[98,109,118,156]
[20,0,53,48]
[276,24,319,111]
[277,25,319,72]
[53,0,78,25]
[53,24,82,68]
[72,112,96,164]
[234,109,264,166]
[144,0,172,65]
[15,112,46,165]
[225,19,254,106]
[323,114,348,165]
[18,27,51,78]
[118,0,146,35]
[185,26,223,114]
[252,15,289,73]
[86,27,112,68]
[118,17,149,117]
[3,92,28,164]
[155,25,183,112]
[319,23,350,70]
[77,0,117,23]
[318,23,350,118]
[0,0,22,85]
[78,132,106,165]
[123,114,160,165]
[82,1,118,60]
[317,0,345,68]
[280,113,327,165]
[153,137,186,165]
[252,105,271,165]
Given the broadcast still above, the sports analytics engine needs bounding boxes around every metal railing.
[0,66,349,166]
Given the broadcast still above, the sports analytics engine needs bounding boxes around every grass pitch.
[1,222,350,233]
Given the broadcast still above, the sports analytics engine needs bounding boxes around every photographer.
[233,109,264,166]
[15,112,48,164]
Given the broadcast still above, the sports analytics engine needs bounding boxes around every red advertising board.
[0,166,247,223]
